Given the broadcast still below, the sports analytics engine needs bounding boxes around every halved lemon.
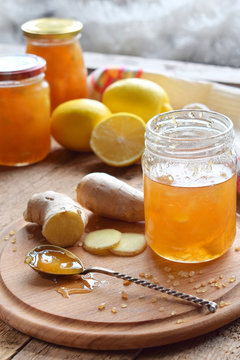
[90,112,146,167]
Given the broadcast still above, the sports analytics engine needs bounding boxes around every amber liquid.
[28,248,83,275]
[144,166,236,263]
[0,80,50,166]
[27,247,100,297]
[26,39,88,111]
[55,275,99,298]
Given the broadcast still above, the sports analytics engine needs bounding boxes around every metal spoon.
[25,245,218,313]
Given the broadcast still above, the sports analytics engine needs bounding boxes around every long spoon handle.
[81,267,218,313]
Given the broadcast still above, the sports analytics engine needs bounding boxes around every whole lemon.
[51,99,111,151]
[102,78,172,123]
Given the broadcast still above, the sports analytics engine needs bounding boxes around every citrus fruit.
[90,112,146,167]
[51,99,111,151]
[102,78,172,123]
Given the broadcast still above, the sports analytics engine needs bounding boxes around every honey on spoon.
[25,245,218,313]
[25,245,84,275]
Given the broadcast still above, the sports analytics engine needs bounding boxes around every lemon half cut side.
[90,112,146,167]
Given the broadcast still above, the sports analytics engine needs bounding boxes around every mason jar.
[0,54,50,166]
[142,110,237,263]
[21,18,88,111]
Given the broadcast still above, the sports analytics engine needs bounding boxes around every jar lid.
[0,54,46,81]
[21,18,83,39]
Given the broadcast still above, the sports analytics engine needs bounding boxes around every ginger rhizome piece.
[23,191,88,247]
[76,172,144,222]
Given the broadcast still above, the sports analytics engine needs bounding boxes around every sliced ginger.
[83,229,121,255]
[83,229,146,257]
[110,233,146,257]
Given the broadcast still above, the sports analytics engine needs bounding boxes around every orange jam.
[142,110,237,263]
[22,18,88,111]
[0,55,50,166]
[144,169,236,263]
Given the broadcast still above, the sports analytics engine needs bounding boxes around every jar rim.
[147,109,233,141]
[21,18,83,39]
[0,54,46,81]
[145,109,234,159]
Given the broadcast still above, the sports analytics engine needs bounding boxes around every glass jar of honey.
[21,18,88,111]
[0,54,50,166]
[142,110,237,263]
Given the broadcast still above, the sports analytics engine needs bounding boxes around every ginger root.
[76,172,144,222]
[24,191,88,247]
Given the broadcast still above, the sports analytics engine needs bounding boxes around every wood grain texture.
[138,317,240,360]
[11,338,140,360]
[0,322,30,360]
[0,141,143,358]
[0,160,240,350]
[0,43,240,357]
[0,141,240,357]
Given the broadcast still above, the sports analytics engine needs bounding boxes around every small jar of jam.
[142,110,237,263]
[0,54,51,166]
[21,18,88,111]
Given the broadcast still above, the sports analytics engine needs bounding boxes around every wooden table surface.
[1,43,240,359]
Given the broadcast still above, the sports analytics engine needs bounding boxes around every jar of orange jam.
[142,110,237,263]
[21,18,88,111]
[0,54,50,166]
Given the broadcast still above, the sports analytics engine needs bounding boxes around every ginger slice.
[110,233,146,257]
[83,229,121,255]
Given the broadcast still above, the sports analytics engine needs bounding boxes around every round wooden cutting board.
[0,215,240,350]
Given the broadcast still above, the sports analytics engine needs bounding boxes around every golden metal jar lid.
[21,18,83,39]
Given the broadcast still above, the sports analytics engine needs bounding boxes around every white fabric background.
[0,0,240,67]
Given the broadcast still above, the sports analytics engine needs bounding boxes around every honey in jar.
[0,54,50,166]
[142,110,237,263]
[21,18,88,111]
